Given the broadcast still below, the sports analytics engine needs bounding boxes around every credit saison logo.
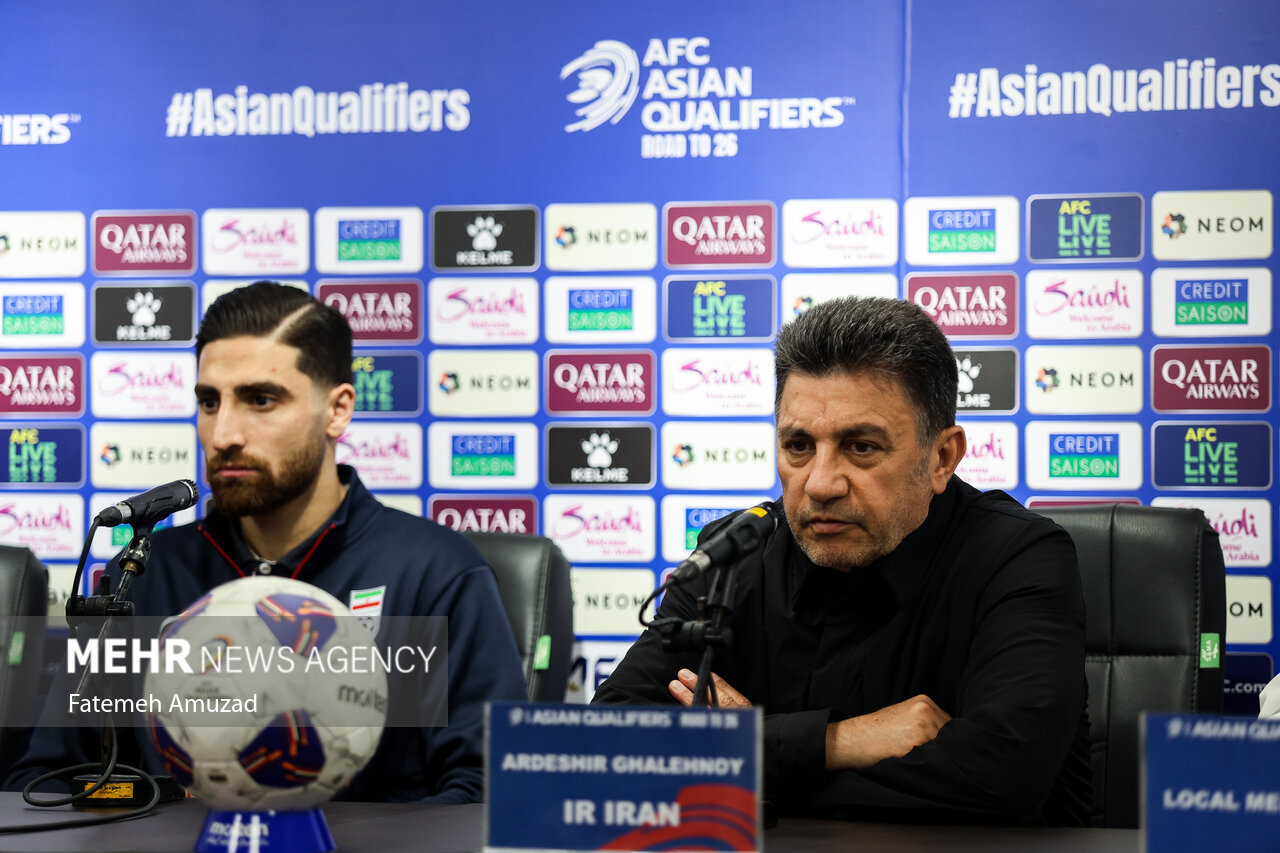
[351,352,422,416]
[450,433,516,477]
[906,273,1017,337]
[1026,194,1144,262]
[431,207,538,271]
[2,294,63,336]
[429,496,537,534]
[92,212,196,275]
[339,219,400,262]
[315,207,423,274]
[546,351,653,415]
[665,276,775,342]
[560,37,848,160]
[0,356,82,415]
[1175,277,1247,325]
[928,208,995,253]
[905,197,1019,265]
[1049,433,1119,478]
[664,202,775,266]
[684,506,734,549]
[0,426,83,487]
[569,288,633,332]
[1152,345,1270,413]
[164,81,470,138]
[1153,423,1272,489]
[546,425,654,487]
[0,112,76,145]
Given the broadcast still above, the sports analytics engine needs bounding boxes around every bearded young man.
[5,282,525,803]
[594,296,1093,826]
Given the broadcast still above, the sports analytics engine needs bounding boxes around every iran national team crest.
[349,585,386,636]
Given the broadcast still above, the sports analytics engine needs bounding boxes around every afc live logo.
[664,276,775,342]
[351,352,422,416]
[1026,194,1144,263]
[1151,423,1272,490]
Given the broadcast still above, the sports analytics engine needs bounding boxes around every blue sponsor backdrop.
[0,0,1278,699]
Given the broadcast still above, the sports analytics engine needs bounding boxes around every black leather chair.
[464,531,573,702]
[0,545,48,781]
[1036,503,1226,829]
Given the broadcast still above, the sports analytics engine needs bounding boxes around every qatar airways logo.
[91,353,196,418]
[0,356,83,416]
[661,347,773,416]
[0,494,83,558]
[906,273,1017,337]
[546,352,653,415]
[93,212,196,275]
[781,199,899,267]
[1152,345,1270,413]
[201,209,309,276]
[335,423,422,489]
[1025,270,1144,339]
[665,202,774,267]
[543,495,655,563]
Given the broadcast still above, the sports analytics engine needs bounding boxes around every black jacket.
[594,476,1092,825]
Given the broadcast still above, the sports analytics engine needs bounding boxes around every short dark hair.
[196,281,354,387]
[773,296,956,444]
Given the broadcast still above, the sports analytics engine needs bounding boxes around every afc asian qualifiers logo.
[201,208,310,276]
[92,283,196,345]
[318,280,422,344]
[664,202,775,267]
[1026,194,1144,263]
[1025,270,1144,339]
[1152,345,1270,413]
[314,207,424,274]
[1151,190,1272,262]
[1152,497,1271,569]
[954,422,1018,491]
[0,355,83,416]
[546,351,654,416]
[906,273,1017,338]
[561,40,641,132]
[0,211,85,278]
[903,196,1019,266]
[782,199,899,268]
[429,495,537,535]
[664,276,776,342]
[428,278,539,345]
[546,425,654,488]
[1151,422,1271,490]
[953,349,1017,414]
[431,206,538,271]
[1024,421,1143,491]
[0,425,84,488]
[543,495,655,564]
[1150,268,1273,338]
[351,352,423,417]
[335,423,423,489]
[93,211,196,275]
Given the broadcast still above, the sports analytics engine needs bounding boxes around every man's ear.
[325,383,356,439]
[929,425,967,494]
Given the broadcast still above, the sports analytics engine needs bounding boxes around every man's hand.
[825,694,952,770]
[667,669,753,708]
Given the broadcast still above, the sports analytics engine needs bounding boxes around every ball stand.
[196,808,335,853]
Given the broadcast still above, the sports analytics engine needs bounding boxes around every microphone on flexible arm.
[668,500,781,585]
[95,479,199,528]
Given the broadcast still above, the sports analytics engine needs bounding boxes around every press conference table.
[0,794,1140,852]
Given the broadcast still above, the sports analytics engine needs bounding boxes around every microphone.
[669,500,781,585]
[95,479,199,528]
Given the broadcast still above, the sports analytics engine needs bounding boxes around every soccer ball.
[143,576,387,811]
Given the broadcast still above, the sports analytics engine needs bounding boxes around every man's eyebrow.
[191,381,292,398]
[777,423,894,442]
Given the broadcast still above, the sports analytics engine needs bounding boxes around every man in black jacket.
[594,296,1092,825]
[6,281,525,802]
